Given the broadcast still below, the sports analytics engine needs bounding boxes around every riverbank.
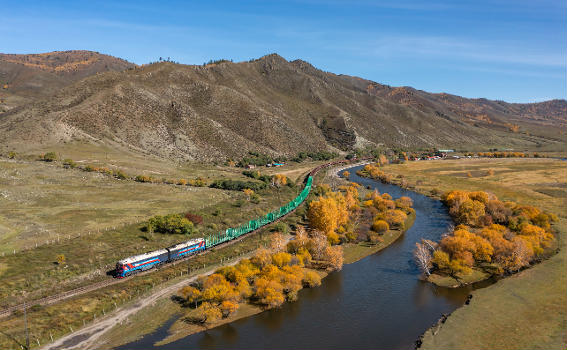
[377,158,566,350]
[116,167,416,348]
[154,208,416,346]
[152,267,330,347]
[101,163,415,349]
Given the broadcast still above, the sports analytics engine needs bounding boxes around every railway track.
[0,159,370,319]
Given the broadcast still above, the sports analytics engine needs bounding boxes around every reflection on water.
[117,165,495,350]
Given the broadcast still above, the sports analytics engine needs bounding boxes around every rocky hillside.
[0,50,135,111]
[0,53,564,161]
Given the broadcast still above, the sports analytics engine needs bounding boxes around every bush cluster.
[210,179,267,191]
[146,214,197,235]
[431,190,556,276]
[177,229,342,324]
[291,151,337,162]
[356,163,392,183]
[363,191,414,243]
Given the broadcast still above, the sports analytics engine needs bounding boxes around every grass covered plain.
[0,156,322,349]
[380,158,566,350]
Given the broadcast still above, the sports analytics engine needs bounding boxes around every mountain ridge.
[0,50,136,111]
[0,52,564,160]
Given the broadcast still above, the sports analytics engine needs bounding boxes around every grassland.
[0,158,318,304]
[380,158,566,350]
[0,154,323,349]
[0,229,276,350]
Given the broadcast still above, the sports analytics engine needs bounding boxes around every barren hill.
[0,50,135,111]
[0,53,564,161]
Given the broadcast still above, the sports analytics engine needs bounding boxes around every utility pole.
[23,300,29,350]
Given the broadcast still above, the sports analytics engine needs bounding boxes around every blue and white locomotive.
[115,238,205,278]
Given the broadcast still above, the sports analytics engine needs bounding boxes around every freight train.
[114,175,313,278]
[114,158,370,279]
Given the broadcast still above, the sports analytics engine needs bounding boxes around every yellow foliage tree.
[302,270,322,287]
[272,252,292,268]
[254,277,285,308]
[324,245,344,271]
[272,174,288,187]
[195,302,222,324]
[219,300,239,318]
[179,286,201,307]
[56,254,66,265]
[307,193,349,238]
[251,248,273,268]
[243,188,254,201]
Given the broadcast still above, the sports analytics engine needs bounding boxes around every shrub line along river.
[117,165,495,350]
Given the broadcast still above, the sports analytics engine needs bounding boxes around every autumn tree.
[270,232,286,252]
[372,219,389,233]
[395,196,413,210]
[194,302,222,324]
[302,270,322,287]
[200,274,238,303]
[272,252,292,268]
[308,194,348,237]
[219,300,239,317]
[272,174,288,187]
[243,188,254,201]
[378,209,407,228]
[251,248,272,268]
[455,199,486,226]
[56,254,66,265]
[309,230,328,260]
[179,286,201,308]
[254,277,285,308]
[324,245,344,271]
[342,170,350,178]
[287,226,308,254]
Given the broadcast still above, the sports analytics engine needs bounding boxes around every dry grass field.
[381,158,566,350]
[0,155,320,305]
[0,155,321,349]
[0,159,229,253]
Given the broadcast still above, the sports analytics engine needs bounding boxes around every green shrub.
[147,214,196,235]
[114,170,128,180]
[41,152,57,162]
[135,175,153,183]
[62,159,77,168]
[210,179,266,191]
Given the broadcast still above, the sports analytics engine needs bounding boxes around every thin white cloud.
[367,35,566,67]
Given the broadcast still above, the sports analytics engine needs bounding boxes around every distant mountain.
[0,50,135,111]
[0,53,564,160]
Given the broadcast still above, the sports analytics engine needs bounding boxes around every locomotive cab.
[115,262,125,278]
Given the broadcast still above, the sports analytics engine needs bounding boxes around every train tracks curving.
[0,159,370,319]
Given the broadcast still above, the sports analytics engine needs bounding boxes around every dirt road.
[41,260,239,350]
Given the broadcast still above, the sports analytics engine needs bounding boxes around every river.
[117,165,492,350]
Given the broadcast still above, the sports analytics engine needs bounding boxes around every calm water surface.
[118,165,491,350]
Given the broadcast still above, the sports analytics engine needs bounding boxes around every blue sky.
[2,0,565,102]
